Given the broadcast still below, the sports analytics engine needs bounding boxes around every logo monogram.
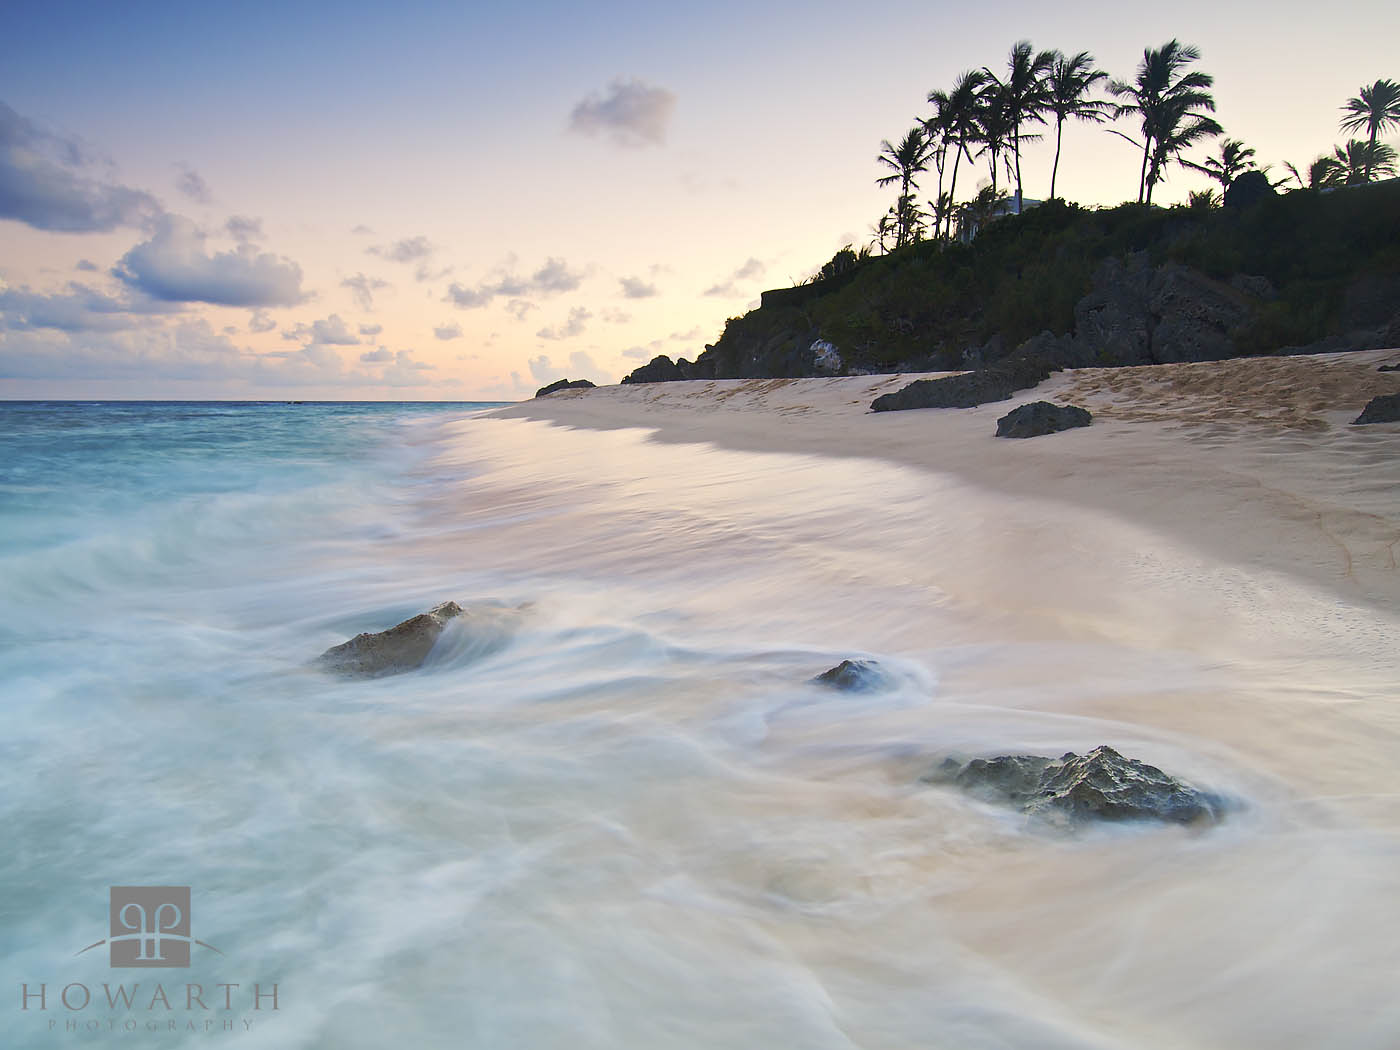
[74,887,221,967]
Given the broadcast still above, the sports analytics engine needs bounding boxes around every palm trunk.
[1138,138,1151,203]
[1013,122,1023,214]
[1050,115,1064,200]
[946,144,964,240]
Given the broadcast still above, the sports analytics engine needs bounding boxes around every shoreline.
[491,348,1400,616]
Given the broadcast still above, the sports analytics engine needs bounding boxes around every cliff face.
[622,183,1400,385]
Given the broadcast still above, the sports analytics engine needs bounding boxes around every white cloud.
[114,215,306,307]
[369,236,434,263]
[445,257,586,310]
[619,275,657,298]
[175,166,212,203]
[536,306,591,340]
[433,322,463,340]
[341,272,390,310]
[526,349,612,386]
[282,313,359,346]
[569,79,676,147]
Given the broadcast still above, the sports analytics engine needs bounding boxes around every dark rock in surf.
[926,745,1225,828]
[812,659,892,692]
[317,601,464,677]
[1378,363,1400,373]
[534,378,596,398]
[1353,393,1400,424]
[995,401,1092,438]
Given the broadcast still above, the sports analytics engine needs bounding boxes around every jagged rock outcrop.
[318,601,466,677]
[995,401,1092,438]
[871,348,1064,412]
[534,378,596,397]
[1353,392,1400,425]
[620,355,691,384]
[810,340,843,373]
[812,659,891,692]
[926,745,1226,828]
[1147,264,1254,363]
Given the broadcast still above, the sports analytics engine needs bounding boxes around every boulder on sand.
[995,401,1092,438]
[534,378,596,398]
[1352,392,1400,425]
[926,745,1226,828]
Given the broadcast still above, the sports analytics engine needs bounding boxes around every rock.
[1223,170,1276,210]
[621,355,689,384]
[534,378,596,398]
[1230,273,1277,301]
[1379,363,1400,373]
[812,659,891,692]
[1072,254,1153,365]
[871,353,1061,412]
[810,339,842,373]
[995,401,1092,438]
[1353,393,1400,425]
[317,601,465,677]
[927,745,1225,828]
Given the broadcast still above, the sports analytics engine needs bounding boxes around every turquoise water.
[3,401,1399,1049]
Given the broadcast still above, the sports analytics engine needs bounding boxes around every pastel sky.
[2,0,1396,400]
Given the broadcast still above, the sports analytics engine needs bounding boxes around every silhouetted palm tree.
[1044,50,1110,199]
[1142,93,1222,202]
[975,84,1015,198]
[1283,155,1344,190]
[1340,79,1400,182]
[1329,139,1399,184]
[983,41,1057,212]
[876,127,933,247]
[958,185,1010,241]
[1110,40,1219,204]
[1184,138,1257,195]
[928,69,990,240]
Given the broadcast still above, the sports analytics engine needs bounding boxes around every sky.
[2,0,1397,400]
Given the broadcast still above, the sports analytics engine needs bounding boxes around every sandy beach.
[496,348,1400,616]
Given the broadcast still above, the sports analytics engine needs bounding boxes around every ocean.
[2,400,1398,1048]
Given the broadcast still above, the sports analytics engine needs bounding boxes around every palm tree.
[1110,40,1219,204]
[1283,155,1345,190]
[1340,79,1400,182]
[928,69,990,240]
[983,41,1057,212]
[958,185,1010,242]
[1184,138,1257,195]
[1329,139,1399,184]
[974,83,1014,198]
[1188,189,1220,210]
[1044,50,1110,199]
[1142,93,1222,202]
[875,127,933,247]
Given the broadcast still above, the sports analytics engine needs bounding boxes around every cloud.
[619,276,656,298]
[282,313,359,346]
[369,235,434,263]
[0,100,161,232]
[536,306,591,341]
[0,282,175,333]
[504,299,536,321]
[669,326,702,341]
[434,322,462,340]
[445,258,586,311]
[350,224,374,235]
[114,215,306,307]
[248,309,276,333]
[526,349,612,385]
[175,166,211,203]
[225,215,262,243]
[75,259,98,272]
[341,272,389,310]
[704,257,767,297]
[359,347,393,363]
[568,79,675,147]
[621,346,651,360]
[358,323,382,337]
[601,308,631,324]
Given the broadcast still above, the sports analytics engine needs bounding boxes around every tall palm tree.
[1044,50,1110,200]
[875,127,933,247]
[1110,40,1218,203]
[1283,155,1345,190]
[920,97,952,241]
[1142,93,1222,202]
[1340,79,1400,182]
[1184,138,1257,195]
[1329,139,1399,184]
[928,69,990,240]
[975,83,1014,198]
[983,41,1057,212]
